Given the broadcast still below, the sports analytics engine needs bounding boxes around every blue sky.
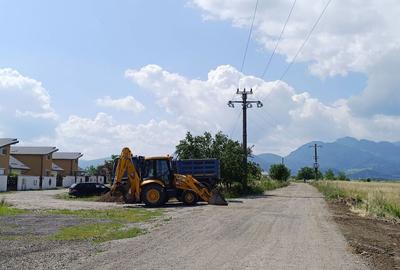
[0,0,398,158]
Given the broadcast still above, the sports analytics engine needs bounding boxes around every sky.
[1,0,400,159]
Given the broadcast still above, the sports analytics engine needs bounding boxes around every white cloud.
[0,68,57,137]
[191,0,400,119]
[191,0,400,77]
[35,113,187,159]
[96,96,145,113]
[125,64,400,156]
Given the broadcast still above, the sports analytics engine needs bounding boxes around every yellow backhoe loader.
[110,147,227,206]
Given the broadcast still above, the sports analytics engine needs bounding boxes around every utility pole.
[309,143,322,181]
[228,88,263,189]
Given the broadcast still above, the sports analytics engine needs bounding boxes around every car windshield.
[70,183,77,188]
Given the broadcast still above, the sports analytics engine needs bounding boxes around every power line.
[278,0,332,81]
[261,0,297,79]
[228,110,242,139]
[240,0,259,73]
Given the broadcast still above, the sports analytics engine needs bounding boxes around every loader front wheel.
[181,190,198,206]
[142,184,165,207]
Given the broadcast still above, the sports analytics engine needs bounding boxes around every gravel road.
[69,183,368,270]
[0,189,122,210]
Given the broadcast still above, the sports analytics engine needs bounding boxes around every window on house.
[0,147,6,155]
[47,154,51,160]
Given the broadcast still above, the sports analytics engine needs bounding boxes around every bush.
[324,169,335,180]
[269,164,290,182]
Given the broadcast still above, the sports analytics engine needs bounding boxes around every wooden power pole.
[228,88,263,189]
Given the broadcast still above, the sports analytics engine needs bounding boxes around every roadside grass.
[0,198,28,216]
[312,181,400,220]
[54,192,101,202]
[45,208,163,223]
[223,178,290,198]
[50,223,143,243]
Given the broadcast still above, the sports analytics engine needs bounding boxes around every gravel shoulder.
[70,183,368,270]
[0,189,122,210]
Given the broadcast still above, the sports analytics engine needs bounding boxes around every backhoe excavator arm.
[175,174,227,205]
[111,147,141,202]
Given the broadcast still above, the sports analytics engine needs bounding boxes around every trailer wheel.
[181,190,198,205]
[141,184,165,207]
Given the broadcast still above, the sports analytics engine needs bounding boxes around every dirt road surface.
[69,183,368,270]
[0,189,122,210]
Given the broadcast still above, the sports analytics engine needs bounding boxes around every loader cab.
[142,157,173,187]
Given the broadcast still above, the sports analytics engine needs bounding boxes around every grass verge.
[223,178,290,198]
[0,198,28,216]
[45,208,163,223]
[50,223,143,243]
[54,192,101,202]
[312,181,400,220]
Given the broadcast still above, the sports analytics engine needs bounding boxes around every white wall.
[62,176,76,188]
[97,176,105,184]
[17,176,40,191]
[42,176,56,189]
[76,176,85,183]
[0,175,7,192]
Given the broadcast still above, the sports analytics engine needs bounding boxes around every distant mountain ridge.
[79,158,109,169]
[253,137,400,180]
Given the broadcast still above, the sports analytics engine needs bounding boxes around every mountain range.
[80,137,400,180]
[253,137,400,179]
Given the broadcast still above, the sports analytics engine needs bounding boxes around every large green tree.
[269,164,291,182]
[175,131,261,189]
[296,167,319,180]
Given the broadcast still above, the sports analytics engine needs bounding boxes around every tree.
[324,169,335,180]
[269,164,291,182]
[337,171,349,181]
[175,131,261,189]
[296,167,315,180]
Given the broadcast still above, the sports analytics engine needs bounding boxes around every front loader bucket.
[208,189,228,205]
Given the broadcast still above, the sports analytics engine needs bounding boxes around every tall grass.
[222,178,290,198]
[313,181,400,220]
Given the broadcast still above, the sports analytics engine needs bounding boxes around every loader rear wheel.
[181,190,198,205]
[141,184,165,207]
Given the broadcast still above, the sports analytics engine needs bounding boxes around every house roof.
[53,152,83,160]
[9,156,30,170]
[0,138,19,148]
[11,146,58,155]
[52,163,64,171]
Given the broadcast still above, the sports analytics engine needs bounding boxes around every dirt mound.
[97,192,126,203]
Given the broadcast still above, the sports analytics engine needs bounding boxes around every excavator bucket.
[208,189,228,205]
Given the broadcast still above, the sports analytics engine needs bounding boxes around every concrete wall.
[62,175,105,187]
[97,176,105,184]
[62,176,75,188]
[0,175,7,192]
[0,145,11,175]
[17,176,40,191]
[42,176,56,189]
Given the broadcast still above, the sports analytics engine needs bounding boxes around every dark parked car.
[68,183,110,197]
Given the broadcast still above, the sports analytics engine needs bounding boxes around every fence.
[42,176,57,189]
[62,175,106,188]
[17,176,40,191]
[0,175,7,192]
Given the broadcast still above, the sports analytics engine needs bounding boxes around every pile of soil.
[328,200,400,270]
[97,192,126,203]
